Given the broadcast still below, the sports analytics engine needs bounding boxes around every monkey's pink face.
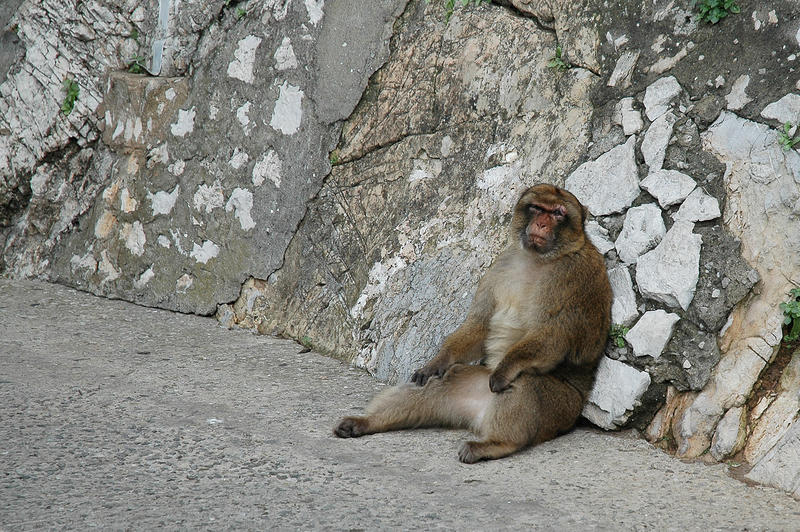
[523,202,566,253]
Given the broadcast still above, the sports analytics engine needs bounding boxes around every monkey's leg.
[459,374,584,464]
[334,364,494,438]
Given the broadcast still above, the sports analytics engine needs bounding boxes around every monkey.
[333,183,612,463]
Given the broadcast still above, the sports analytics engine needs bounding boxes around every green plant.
[130,27,139,42]
[780,288,800,343]
[236,6,246,18]
[609,324,629,348]
[694,0,740,24]
[60,78,79,116]
[778,122,800,151]
[329,149,340,166]
[441,0,491,22]
[128,54,147,74]
[547,46,570,71]
[300,335,313,348]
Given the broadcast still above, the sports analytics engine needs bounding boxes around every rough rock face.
[2,0,800,500]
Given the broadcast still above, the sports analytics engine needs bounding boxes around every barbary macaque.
[334,184,612,463]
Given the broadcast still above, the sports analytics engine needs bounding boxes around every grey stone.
[761,92,800,126]
[710,406,746,460]
[673,187,721,222]
[636,221,701,311]
[640,169,696,208]
[746,418,800,499]
[626,310,681,360]
[614,204,666,264]
[607,51,639,89]
[616,97,644,136]
[586,221,614,255]
[725,75,753,111]
[566,136,640,216]
[643,76,682,121]
[608,265,638,326]
[583,356,651,430]
[641,112,676,172]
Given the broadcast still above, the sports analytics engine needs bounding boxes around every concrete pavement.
[2,278,800,530]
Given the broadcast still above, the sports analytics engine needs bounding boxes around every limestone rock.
[641,112,676,171]
[608,51,639,89]
[609,265,638,326]
[725,75,753,111]
[618,97,644,136]
[583,357,652,430]
[585,221,614,255]
[643,76,682,121]
[565,136,640,216]
[673,187,721,222]
[614,203,666,264]
[626,310,681,360]
[641,169,696,208]
[746,419,800,499]
[710,406,746,460]
[761,92,800,126]
[636,221,701,311]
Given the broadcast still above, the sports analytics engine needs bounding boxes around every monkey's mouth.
[522,232,551,252]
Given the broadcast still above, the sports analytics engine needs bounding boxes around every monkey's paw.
[333,416,369,438]
[458,441,484,464]
[488,371,512,393]
[410,361,449,386]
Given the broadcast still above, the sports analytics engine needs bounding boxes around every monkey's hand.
[410,359,450,386]
[488,369,514,393]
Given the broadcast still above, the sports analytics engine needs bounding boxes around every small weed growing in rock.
[779,288,800,343]
[329,149,340,166]
[609,324,629,348]
[693,0,740,24]
[236,7,246,18]
[440,0,492,22]
[60,78,79,116]
[778,122,800,151]
[130,27,139,42]
[128,54,147,74]
[547,46,570,71]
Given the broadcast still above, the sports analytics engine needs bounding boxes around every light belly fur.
[484,305,527,369]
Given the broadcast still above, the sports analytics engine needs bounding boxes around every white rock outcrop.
[643,76,682,121]
[614,203,666,264]
[626,310,681,360]
[672,187,721,222]
[760,93,800,125]
[641,112,676,171]
[635,220,702,310]
[585,221,614,255]
[608,265,638,326]
[583,357,651,430]
[565,136,640,216]
[641,169,696,208]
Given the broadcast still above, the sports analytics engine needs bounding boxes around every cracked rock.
[614,203,666,264]
[565,136,639,216]
[640,169,696,208]
[725,75,753,111]
[626,310,681,360]
[643,76,682,121]
[609,265,638,326]
[641,112,676,172]
[710,406,746,460]
[586,221,614,255]
[761,93,800,126]
[673,187,721,222]
[615,97,644,136]
[583,356,652,430]
[636,221,701,310]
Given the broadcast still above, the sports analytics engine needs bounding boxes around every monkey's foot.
[458,440,521,463]
[333,416,369,438]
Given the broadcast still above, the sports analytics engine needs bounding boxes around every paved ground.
[2,278,800,530]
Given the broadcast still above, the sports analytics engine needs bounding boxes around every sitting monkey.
[334,184,612,463]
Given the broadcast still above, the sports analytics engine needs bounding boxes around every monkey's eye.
[554,206,567,219]
[527,204,541,214]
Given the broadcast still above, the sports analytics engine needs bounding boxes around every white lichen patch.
[270,81,303,135]
[252,149,282,187]
[120,221,146,256]
[165,87,176,101]
[225,187,256,230]
[168,159,186,176]
[193,181,225,213]
[120,188,137,213]
[304,0,324,25]
[274,37,298,70]
[227,35,262,84]
[350,256,408,319]
[170,107,196,137]
[209,104,219,120]
[190,240,220,264]
[147,185,180,216]
[134,266,155,289]
[236,102,252,134]
[157,235,171,248]
[229,148,249,169]
[99,250,121,284]
[70,248,97,273]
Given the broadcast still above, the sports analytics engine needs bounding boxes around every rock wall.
[1,0,799,498]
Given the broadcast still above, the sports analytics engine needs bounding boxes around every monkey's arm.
[487,333,565,392]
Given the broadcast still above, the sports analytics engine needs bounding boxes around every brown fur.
[334,184,612,463]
